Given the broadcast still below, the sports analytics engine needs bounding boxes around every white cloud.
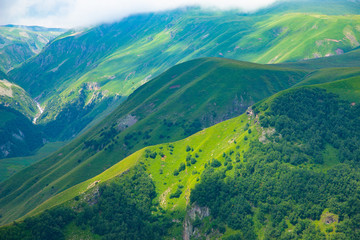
[0,0,278,28]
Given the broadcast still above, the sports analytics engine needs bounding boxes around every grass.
[18,71,360,234]
[0,57,309,225]
[63,222,101,240]
[314,209,339,237]
[0,141,66,182]
[316,76,360,102]
[2,53,360,225]
[0,78,38,119]
[8,4,360,134]
[1,58,360,238]
[0,25,64,72]
[24,149,144,219]
[24,113,256,221]
[295,67,360,87]
[2,3,360,225]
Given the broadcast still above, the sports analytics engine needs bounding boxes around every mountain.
[2,47,360,226]
[8,0,360,140]
[0,70,38,119]
[1,1,360,238]
[0,106,43,159]
[0,25,65,72]
[0,141,66,183]
[277,47,360,70]
[259,0,360,15]
[0,57,309,225]
[1,73,359,239]
[0,70,45,159]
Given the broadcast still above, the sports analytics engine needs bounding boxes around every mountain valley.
[1,0,360,239]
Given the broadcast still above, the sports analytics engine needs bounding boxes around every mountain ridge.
[2,52,360,225]
[8,1,360,141]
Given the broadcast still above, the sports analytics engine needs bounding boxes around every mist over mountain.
[0,0,278,28]
[0,0,360,239]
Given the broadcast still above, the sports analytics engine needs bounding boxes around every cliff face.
[183,205,210,240]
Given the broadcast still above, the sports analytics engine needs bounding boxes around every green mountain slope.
[0,25,65,72]
[277,47,360,70]
[0,70,45,159]
[2,76,360,239]
[8,1,360,140]
[0,142,66,183]
[0,70,38,119]
[2,46,360,225]
[0,106,43,159]
[2,44,360,225]
[0,57,309,225]
[259,0,360,15]
[2,0,360,232]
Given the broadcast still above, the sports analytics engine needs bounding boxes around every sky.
[0,0,278,28]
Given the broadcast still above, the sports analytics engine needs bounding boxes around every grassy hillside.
[0,25,65,72]
[1,105,256,239]
[2,75,360,239]
[8,1,360,140]
[0,57,309,225]
[244,13,360,64]
[0,71,38,119]
[0,142,66,182]
[2,47,360,225]
[259,0,360,15]
[0,71,45,159]
[278,48,360,70]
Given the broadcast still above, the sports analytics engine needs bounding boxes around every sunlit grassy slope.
[20,73,360,239]
[26,110,255,222]
[0,71,37,119]
[3,0,360,226]
[3,45,360,225]
[0,57,308,225]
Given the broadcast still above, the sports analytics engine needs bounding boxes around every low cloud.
[0,0,278,28]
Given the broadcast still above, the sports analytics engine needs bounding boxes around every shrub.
[210,159,222,168]
[169,189,182,199]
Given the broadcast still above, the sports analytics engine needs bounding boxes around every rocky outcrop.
[183,205,210,240]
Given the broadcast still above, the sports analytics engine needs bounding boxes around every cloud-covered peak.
[0,0,278,28]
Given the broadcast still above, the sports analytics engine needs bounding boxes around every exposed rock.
[183,205,210,240]
[84,185,100,206]
[325,215,337,224]
[12,130,24,141]
[0,142,11,158]
[321,211,339,225]
[259,127,276,144]
[0,80,14,97]
[344,30,360,47]
[336,48,344,55]
[117,114,137,131]
[48,59,68,73]
[85,82,101,91]
[313,52,322,58]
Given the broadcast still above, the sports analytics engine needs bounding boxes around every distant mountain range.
[0,25,65,73]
